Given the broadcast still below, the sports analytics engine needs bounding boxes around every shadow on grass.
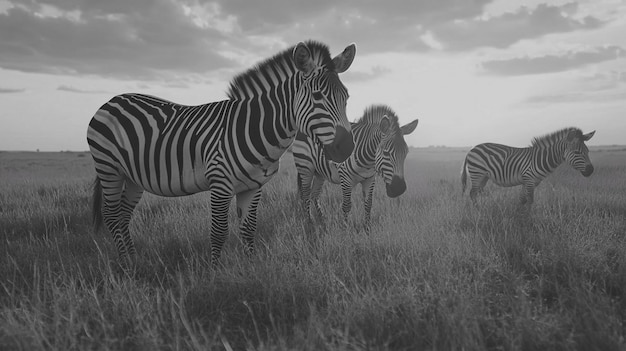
[183,271,328,350]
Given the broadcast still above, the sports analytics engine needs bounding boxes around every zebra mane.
[355,105,400,129]
[530,127,581,148]
[226,40,335,100]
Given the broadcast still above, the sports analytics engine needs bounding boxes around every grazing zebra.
[461,127,595,204]
[293,105,418,232]
[87,41,357,266]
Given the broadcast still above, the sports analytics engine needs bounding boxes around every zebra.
[293,105,418,233]
[87,40,357,266]
[461,127,595,204]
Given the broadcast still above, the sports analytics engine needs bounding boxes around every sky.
[0,0,625,151]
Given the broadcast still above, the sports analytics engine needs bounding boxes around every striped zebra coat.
[461,127,595,204]
[87,41,357,266]
[293,105,418,232]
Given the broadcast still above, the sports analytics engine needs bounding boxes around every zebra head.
[563,129,595,177]
[293,42,356,163]
[375,115,419,198]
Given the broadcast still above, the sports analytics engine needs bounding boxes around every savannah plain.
[1,146,625,350]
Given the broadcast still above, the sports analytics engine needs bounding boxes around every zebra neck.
[238,76,300,137]
[352,124,380,166]
[534,143,565,173]
[272,78,300,135]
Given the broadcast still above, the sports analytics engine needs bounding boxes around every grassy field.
[1,146,625,350]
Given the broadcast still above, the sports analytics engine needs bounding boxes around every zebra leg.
[118,181,144,259]
[310,175,326,225]
[101,178,144,267]
[361,177,376,234]
[520,182,535,205]
[469,187,480,203]
[340,180,354,231]
[209,190,234,266]
[297,171,315,234]
[297,173,312,217]
[236,188,262,257]
[469,174,488,204]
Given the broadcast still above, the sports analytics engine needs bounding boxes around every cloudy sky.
[0,0,624,151]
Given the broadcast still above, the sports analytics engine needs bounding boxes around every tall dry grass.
[1,148,625,350]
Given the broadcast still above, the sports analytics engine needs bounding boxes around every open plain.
[1,146,625,350]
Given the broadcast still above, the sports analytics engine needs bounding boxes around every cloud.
[342,66,391,82]
[0,87,25,93]
[481,46,625,76]
[57,85,110,94]
[0,0,618,82]
[0,0,497,81]
[0,0,235,80]
[525,92,586,104]
[525,90,626,104]
[523,67,626,105]
[430,3,605,51]
[211,0,491,34]
[254,0,492,53]
[576,71,626,91]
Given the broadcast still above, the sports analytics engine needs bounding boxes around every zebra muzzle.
[323,125,355,163]
[582,165,594,177]
[386,176,407,198]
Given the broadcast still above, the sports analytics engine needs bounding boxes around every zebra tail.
[461,158,468,195]
[92,177,103,231]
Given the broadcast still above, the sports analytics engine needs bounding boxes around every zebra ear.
[293,42,316,75]
[379,115,391,134]
[582,130,595,141]
[331,43,356,74]
[400,119,419,135]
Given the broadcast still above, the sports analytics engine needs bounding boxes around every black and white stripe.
[87,41,357,265]
[461,127,595,204]
[293,105,418,232]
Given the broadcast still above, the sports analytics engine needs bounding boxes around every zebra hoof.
[243,245,255,258]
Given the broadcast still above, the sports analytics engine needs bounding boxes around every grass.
[1,147,625,350]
